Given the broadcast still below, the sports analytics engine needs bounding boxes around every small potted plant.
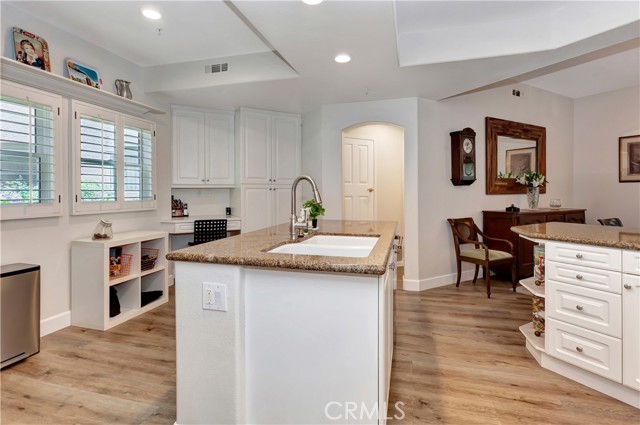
[303,199,325,228]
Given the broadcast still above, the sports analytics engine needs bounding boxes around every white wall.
[304,86,576,291]
[342,124,404,237]
[303,98,420,284]
[0,4,171,333]
[417,84,575,290]
[574,86,640,227]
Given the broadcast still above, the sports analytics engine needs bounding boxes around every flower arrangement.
[516,171,547,188]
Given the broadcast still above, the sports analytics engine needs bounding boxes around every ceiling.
[7,1,640,113]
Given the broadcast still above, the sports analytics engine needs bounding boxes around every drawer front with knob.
[546,242,621,271]
[547,281,621,337]
[546,261,621,293]
[622,250,640,276]
[546,318,622,382]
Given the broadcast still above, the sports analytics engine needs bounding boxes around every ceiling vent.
[205,63,229,74]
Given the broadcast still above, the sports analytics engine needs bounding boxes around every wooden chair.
[447,217,517,298]
[597,218,623,227]
[188,219,227,246]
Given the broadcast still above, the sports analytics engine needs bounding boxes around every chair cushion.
[460,249,513,261]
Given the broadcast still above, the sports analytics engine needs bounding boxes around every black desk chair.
[597,218,623,227]
[188,220,227,246]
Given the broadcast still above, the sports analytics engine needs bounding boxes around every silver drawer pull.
[575,253,583,259]
[576,305,583,311]
[576,346,583,353]
[624,283,632,289]
[576,274,583,280]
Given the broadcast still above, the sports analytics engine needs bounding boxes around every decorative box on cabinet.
[171,106,235,187]
[71,231,168,331]
[483,209,586,278]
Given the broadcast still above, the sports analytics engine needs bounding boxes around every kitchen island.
[166,220,398,424]
[511,222,639,409]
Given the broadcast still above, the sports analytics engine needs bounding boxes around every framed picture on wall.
[619,134,640,182]
[13,27,51,71]
[505,147,536,177]
[66,58,102,89]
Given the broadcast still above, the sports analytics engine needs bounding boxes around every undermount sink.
[268,235,379,258]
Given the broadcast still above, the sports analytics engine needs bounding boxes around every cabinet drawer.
[546,261,621,293]
[546,318,622,382]
[547,281,621,338]
[227,220,241,231]
[623,250,640,276]
[546,242,621,271]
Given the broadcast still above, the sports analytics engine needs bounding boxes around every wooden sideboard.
[482,208,586,278]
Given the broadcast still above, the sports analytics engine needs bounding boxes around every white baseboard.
[41,311,70,337]
[403,270,476,292]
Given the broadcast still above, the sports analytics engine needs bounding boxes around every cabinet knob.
[576,305,583,311]
[575,253,583,259]
[202,178,206,183]
[576,274,583,280]
[576,346,583,353]
[624,283,632,289]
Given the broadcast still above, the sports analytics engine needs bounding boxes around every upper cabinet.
[171,106,235,187]
[237,108,301,186]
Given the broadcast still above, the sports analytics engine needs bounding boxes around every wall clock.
[450,127,476,186]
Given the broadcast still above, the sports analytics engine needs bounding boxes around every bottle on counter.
[183,203,189,217]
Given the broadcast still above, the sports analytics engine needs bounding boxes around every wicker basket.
[141,248,159,271]
[109,253,132,279]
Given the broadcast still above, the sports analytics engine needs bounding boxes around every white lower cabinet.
[622,267,640,390]
[71,231,168,331]
[541,242,639,407]
[240,185,295,233]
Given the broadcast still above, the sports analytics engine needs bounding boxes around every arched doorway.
[342,123,405,255]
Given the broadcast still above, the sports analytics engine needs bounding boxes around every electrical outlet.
[202,282,227,311]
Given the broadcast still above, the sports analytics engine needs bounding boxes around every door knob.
[368,188,374,193]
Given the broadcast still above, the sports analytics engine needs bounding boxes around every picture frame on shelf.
[13,27,50,72]
[619,134,640,182]
[66,58,102,89]
[506,147,536,177]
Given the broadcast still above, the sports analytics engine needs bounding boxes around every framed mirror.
[485,117,546,194]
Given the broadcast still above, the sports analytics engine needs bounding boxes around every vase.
[527,186,540,209]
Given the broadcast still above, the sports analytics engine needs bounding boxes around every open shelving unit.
[518,241,546,364]
[71,231,168,330]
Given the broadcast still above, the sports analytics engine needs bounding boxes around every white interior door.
[342,137,375,221]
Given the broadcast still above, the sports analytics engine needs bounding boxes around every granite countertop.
[511,222,640,250]
[165,220,397,275]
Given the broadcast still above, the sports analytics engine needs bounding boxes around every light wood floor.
[2,277,638,424]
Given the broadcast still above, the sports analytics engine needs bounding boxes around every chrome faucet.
[290,175,323,239]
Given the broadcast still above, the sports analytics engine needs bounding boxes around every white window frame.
[0,81,63,220]
[72,100,156,215]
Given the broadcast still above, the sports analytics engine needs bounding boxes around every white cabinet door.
[271,114,301,185]
[241,110,272,184]
[205,112,235,185]
[242,186,272,233]
[623,273,640,390]
[172,109,205,185]
[272,186,292,226]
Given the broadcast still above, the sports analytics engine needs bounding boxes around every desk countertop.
[511,222,640,250]
[165,220,397,275]
[160,215,240,224]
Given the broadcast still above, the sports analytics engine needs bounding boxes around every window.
[0,81,63,220]
[72,101,155,214]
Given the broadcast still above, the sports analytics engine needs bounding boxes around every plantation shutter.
[79,114,117,203]
[123,123,154,203]
[0,81,62,220]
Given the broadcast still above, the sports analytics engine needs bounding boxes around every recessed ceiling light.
[302,0,324,5]
[334,54,351,64]
[142,9,162,20]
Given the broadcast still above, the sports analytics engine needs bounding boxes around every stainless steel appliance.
[1,263,40,368]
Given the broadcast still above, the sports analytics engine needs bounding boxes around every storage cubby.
[71,231,168,330]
